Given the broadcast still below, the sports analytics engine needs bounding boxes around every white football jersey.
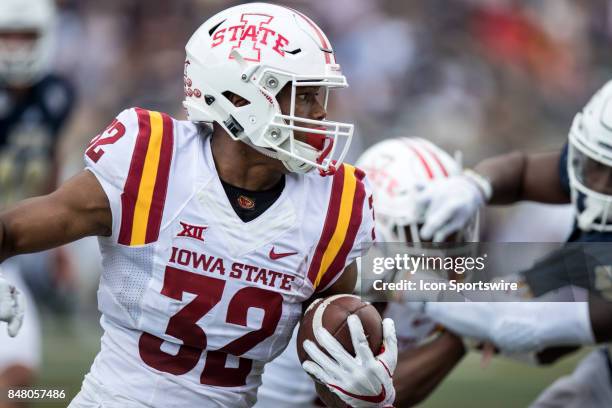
[81,108,374,407]
[254,326,318,408]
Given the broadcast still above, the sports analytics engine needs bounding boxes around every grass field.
[36,315,587,408]
[421,350,587,407]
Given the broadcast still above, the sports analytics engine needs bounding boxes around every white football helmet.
[0,0,56,87]
[356,137,479,243]
[183,2,353,175]
[356,138,479,300]
[568,79,612,231]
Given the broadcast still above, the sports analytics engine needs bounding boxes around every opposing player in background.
[257,138,472,407]
[356,138,474,407]
[0,0,75,405]
[0,3,397,407]
[415,79,612,407]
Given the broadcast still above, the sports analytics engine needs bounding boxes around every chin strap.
[316,138,336,176]
[243,138,282,160]
[318,161,337,177]
[241,137,328,175]
[226,125,337,177]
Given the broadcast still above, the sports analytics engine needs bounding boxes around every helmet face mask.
[183,3,354,175]
[570,142,612,195]
[568,138,612,231]
[0,0,56,87]
[254,67,353,175]
[568,80,612,232]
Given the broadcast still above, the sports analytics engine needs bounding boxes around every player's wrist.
[463,169,493,203]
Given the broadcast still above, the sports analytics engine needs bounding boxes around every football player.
[0,0,73,205]
[415,79,612,406]
[0,4,397,408]
[356,138,474,407]
[257,138,473,407]
[0,0,74,405]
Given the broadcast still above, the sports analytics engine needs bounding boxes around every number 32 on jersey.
[138,265,282,387]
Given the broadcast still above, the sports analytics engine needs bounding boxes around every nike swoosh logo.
[269,247,298,260]
[327,383,386,404]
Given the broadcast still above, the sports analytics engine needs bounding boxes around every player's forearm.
[536,345,581,365]
[393,331,465,407]
[474,150,568,205]
[303,262,358,314]
[0,217,12,263]
[0,196,66,261]
[589,294,612,343]
[519,295,611,349]
[0,171,112,263]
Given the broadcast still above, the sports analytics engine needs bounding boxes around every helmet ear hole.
[222,91,251,107]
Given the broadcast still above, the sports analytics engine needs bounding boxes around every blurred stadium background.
[27,0,612,406]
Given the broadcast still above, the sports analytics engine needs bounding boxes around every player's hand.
[302,316,397,408]
[0,273,25,337]
[416,174,487,242]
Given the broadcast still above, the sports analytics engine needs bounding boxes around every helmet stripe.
[420,142,449,177]
[286,7,333,64]
[402,139,434,179]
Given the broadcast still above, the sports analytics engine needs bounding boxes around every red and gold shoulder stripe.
[307,164,366,292]
[118,108,174,246]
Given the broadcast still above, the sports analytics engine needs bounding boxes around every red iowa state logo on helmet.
[210,14,290,62]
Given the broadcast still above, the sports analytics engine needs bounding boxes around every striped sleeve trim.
[307,164,367,292]
[118,108,174,246]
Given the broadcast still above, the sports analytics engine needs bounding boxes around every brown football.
[296,294,383,365]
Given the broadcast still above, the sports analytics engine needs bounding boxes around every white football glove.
[302,315,397,408]
[416,174,487,242]
[424,301,594,354]
[424,302,542,353]
[424,302,493,341]
[0,273,24,337]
